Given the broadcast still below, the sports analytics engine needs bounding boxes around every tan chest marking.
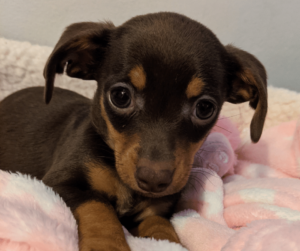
[87,161,133,215]
[87,162,175,222]
[134,200,173,222]
[115,185,133,215]
[87,162,118,197]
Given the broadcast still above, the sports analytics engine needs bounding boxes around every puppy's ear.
[43,21,115,104]
[226,45,268,143]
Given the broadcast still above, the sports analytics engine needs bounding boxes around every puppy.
[0,12,267,251]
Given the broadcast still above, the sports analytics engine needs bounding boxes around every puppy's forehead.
[105,13,228,119]
[126,65,204,123]
[128,64,204,99]
[113,13,226,95]
[119,12,224,63]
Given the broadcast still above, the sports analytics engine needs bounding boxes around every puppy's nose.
[136,166,173,193]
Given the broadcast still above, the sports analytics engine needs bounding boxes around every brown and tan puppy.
[0,12,267,251]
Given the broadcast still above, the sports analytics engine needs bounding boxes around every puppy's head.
[44,13,267,197]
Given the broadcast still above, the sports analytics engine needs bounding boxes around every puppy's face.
[44,13,268,197]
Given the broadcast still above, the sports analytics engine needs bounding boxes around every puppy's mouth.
[115,155,193,198]
[133,158,173,194]
[132,176,186,199]
[112,135,202,198]
[128,157,192,198]
[134,166,174,195]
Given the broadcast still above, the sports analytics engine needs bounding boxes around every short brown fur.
[237,88,251,100]
[68,37,92,50]
[100,96,141,192]
[171,139,206,193]
[134,200,174,222]
[75,201,130,251]
[0,12,268,251]
[128,65,147,91]
[186,76,205,99]
[88,162,118,197]
[136,215,180,243]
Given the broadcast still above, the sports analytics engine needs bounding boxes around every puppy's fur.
[0,12,267,251]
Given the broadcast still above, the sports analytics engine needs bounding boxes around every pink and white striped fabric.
[172,117,300,251]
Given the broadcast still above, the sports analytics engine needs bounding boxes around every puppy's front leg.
[74,200,130,251]
[44,182,130,251]
[136,215,180,243]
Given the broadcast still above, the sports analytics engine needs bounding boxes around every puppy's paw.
[146,231,180,243]
[137,215,180,243]
[80,242,130,251]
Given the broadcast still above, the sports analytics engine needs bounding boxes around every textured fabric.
[0,171,78,251]
[0,170,187,251]
[172,117,300,251]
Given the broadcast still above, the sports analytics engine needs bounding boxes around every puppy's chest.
[88,163,176,223]
[115,187,174,224]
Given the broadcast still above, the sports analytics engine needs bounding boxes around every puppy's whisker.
[212,125,232,134]
[217,114,241,120]
[186,177,199,193]
[188,176,205,191]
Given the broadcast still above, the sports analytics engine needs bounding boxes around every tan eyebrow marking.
[237,88,251,100]
[186,77,205,99]
[128,65,146,91]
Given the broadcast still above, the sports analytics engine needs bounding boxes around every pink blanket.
[0,170,186,251]
[172,118,300,251]
[1,117,300,251]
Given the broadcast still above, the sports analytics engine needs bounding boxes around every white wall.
[0,0,299,91]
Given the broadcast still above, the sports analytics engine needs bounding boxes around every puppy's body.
[0,87,90,180]
[0,87,178,228]
[0,12,267,251]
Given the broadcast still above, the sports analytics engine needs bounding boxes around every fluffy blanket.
[0,170,185,251]
[1,37,300,251]
[173,116,300,251]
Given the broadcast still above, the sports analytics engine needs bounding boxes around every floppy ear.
[225,45,268,143]
[43,21,115,104]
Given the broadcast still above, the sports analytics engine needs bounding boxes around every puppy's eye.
[195,100,215,119]
[110,87,131,108]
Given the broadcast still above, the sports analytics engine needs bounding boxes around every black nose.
[135,165,173,193]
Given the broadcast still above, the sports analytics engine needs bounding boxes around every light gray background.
[1,0,299,91]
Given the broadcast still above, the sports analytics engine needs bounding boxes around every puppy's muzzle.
[135,158,174,193]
